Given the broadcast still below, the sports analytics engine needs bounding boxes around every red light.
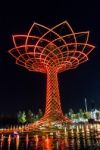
[9,21,95,127]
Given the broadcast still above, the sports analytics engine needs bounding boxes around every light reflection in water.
[44,135,52,150]
[0,131,100,149]
[16,135,19,150]
[8,134,11,150]
[25,134,29,149]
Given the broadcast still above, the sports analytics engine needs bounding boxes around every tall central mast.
[45,67,63,121]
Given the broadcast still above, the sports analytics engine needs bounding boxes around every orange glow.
[16,135,19,150]
[9,21,95,127]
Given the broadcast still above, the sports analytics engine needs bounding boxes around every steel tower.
[9,21,95,127]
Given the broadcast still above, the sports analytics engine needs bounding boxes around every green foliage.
[78,109,83,118]
[26,110,34,123]
[17,109,43,124]
[96,111,100,120]
[68,108,74,119]
[38,109,43,119]
[17,111,26,124]
[83,112,88,119]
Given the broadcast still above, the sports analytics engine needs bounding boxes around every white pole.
[85,98,88,112]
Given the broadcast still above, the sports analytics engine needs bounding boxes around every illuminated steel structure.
[9,21,95,126]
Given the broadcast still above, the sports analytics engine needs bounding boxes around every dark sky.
[0,0,100,115]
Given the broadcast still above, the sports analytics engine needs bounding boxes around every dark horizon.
[0,0,100,115]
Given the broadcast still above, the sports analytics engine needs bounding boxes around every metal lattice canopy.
[9,21,95,128]
[9,21,95,73]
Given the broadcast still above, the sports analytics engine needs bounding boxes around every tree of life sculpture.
[9,21,95,128]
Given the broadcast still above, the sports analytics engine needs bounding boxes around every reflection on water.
[1,123,100,149]
[0,134,100,150]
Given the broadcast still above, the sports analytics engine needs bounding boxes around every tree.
[38,109,43,119]
[26,110,34,123]
[79,109,83,118]
[17,111,26,124]
[68,108,74,119]
[95,111,100,120]
[83,112,88,120]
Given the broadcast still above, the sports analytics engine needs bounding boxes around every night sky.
[0,0,100,115]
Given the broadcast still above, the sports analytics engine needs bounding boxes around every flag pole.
[85,98,88,112]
